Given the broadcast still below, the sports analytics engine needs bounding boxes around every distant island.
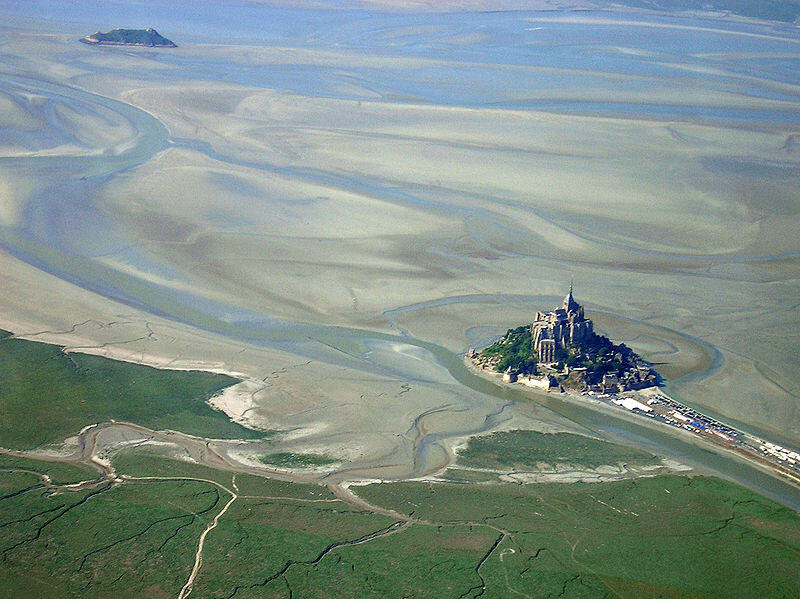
[470,286,659,393]
[80,28,177,48]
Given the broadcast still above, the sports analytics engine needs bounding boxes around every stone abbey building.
[531,286,593,363]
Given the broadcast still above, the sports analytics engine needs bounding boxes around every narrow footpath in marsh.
[177,475,238,599]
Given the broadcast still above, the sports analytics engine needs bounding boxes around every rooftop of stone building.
[563,283,581,313]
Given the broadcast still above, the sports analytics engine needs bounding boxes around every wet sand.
[0,4,799,500]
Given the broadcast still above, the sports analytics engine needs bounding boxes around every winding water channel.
[2,71,800,512]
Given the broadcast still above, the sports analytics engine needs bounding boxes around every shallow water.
[1,3,800,504]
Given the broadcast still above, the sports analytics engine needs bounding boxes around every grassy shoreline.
[0,330,798,597]
[0,329,262,450]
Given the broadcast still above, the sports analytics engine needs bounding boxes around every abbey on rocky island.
[471,285,659,393]
[531,284,593,363]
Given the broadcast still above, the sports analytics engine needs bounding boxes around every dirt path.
[178,486,237,599]
[327,482,422,523]
[118,474,239,599]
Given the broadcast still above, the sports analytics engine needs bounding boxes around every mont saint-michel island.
[470,288,800,484]
[80,28,176,47]
[472,285,659,394]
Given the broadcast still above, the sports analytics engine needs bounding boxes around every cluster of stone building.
[529,287,657,393]
[531,285,593,363]
[588,348,658,393]
[473,286,658,394]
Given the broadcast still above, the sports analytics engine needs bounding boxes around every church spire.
[563,279,579,313]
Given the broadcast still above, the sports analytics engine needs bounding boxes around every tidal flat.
[1,0,800,514]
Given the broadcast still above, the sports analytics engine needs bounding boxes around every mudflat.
[0,2,799,484]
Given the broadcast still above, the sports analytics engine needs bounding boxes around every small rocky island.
[469,290,800,485]
[80,28,177,48]
[470,286,659,394]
